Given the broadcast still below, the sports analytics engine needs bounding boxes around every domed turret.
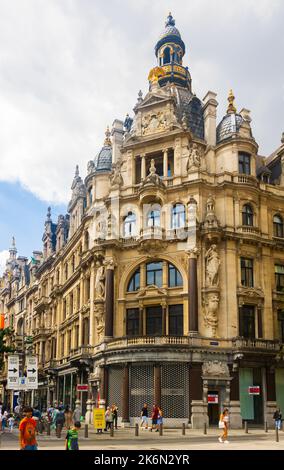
[216,90,243,143]
[94,127,112,173]
[152,13,191,90]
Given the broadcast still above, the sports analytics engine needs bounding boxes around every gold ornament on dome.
[148,66,166,84]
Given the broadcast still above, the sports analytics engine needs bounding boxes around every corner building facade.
[1,13,284,427]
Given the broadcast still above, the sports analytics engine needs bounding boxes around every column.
[163,148,168,178]
[161,301,167,336]
[89,261,95,345]
[154,364,161,407]
[105,263,114,338]
[189,364,206,429]
[141,154,146,180]
[139,302,144,336]
[188,251,199,334]
[78,274,84,346]
[122,364,130,423]
[162,261,168,288]
[229,367,242,428]
[140,263,146,289]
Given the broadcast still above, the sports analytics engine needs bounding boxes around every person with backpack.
[65,421,81,450]
[19,406,38,450]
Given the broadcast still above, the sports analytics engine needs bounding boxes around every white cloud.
[0,250,9,275]
[0,0,283,204]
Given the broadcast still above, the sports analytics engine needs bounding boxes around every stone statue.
[95,264,105,300]
[181,112,187,130]
[205,244,220,287]
[203,293,219,336]
[186,143,201,172]
[110,159,124,187]
[95,304,105,342]
[204,195,219,229]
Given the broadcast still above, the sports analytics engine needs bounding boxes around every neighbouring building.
[1,13,284,427]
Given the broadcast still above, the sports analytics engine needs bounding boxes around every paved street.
[1,426,284,450]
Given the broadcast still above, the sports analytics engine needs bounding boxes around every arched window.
[127,268,140,292]
[147,209,160,227]
[171,204,186,229]
[168,264,183,287]
[146,261,163,287]
[242,204,254,226]
[124,212,136,237]
[274,214,284,238]
[17,318,23,336]
[163,47,171,65]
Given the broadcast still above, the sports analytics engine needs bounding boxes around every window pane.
[169,305,183,335]
[127,269,140,292]
[127,308,139,336]
[146,306,162,335]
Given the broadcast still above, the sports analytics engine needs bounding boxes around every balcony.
[70,346,95,360]
[140,226,164,240]
[32,327,51,339]
[105,336,232,351]
[34,296,49,313]
[233,174,258,187]
[237,225,260,236]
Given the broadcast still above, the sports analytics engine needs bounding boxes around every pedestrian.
[64,405,73,430]
[140,403,148,429]
[19,406,38,450]
[73,404,81,424]
[273,407,282,430]
[8,415,15,432]
[218,408,229,444]
[0,412,2,432]
[104,406,113,431]
[65,421,81,450]
[150,404,159,432]
[112,404,118,430]
[55,406,65,436]
[156,406,163,432]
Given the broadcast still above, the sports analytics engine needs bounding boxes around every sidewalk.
[1,426,284,450]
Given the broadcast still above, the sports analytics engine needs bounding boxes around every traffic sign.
[77,384,88,392]
[7,355,19,389]
[26,356,38,389]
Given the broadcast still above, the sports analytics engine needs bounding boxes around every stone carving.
[204,195,219,230]
[142,111,167,135]
[94,303,105,342]
[87,160,95,175]
[205,244,220,287]
[95,264,105,300]
[181,112,188,130]
[110,159,124,187]
[203,292,219,336]
[140,159,165,189]
[186,143,201,171]
[202,361,229,377]
[280,155,284,186]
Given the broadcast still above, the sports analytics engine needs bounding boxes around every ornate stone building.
[1,13,284,427]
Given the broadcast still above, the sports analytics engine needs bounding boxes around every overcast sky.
[0,0,283,269]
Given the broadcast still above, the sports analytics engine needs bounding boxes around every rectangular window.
[146,262,163,287]
[135,157,141,184]
[146,306,162,335]
[239,306,255,339]
[275,265,284,292]
[169,305,183,336]
[241,258,254,287]
[126,308,139,336]
[239,152,251,175]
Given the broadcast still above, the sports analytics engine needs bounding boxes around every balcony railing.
[233,174,258,187]
[34,296,49,312]
[140,226,164,240]
[237,225,260,235]
[69,346,95,359]
[232,337,280,351]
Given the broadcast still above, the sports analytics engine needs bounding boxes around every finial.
[104,126,111,146]
[166,12,175,27]
[138,90,143,103]
[75,165,79,177]
[281,132,284,144]
[227,89,237,114]
[12,236,16,248]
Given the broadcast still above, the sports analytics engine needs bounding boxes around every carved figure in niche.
[95,304,105,342]
[186,143,201,172]
[203,293,219,336]
[95,264,105,300]
[204,195,219,229]
[205,244,220,287]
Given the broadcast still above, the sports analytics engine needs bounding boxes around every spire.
[227,89,237,114]
[166,12,175,27]
[104,126,111,146]
[9,236,17,259]
[46,206,51,222]
[75,164,79,177]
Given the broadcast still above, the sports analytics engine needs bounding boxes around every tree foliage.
[0,328,15,370]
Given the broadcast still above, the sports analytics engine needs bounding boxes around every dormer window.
[239,152,251,175]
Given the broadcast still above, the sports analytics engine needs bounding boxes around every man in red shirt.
[19,406,38,450]
[150,404,159,432]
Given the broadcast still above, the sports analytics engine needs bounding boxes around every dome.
[216,113,243,144]
[94,146,112,172]
[155,13,185,57]
[94,127,113,173]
